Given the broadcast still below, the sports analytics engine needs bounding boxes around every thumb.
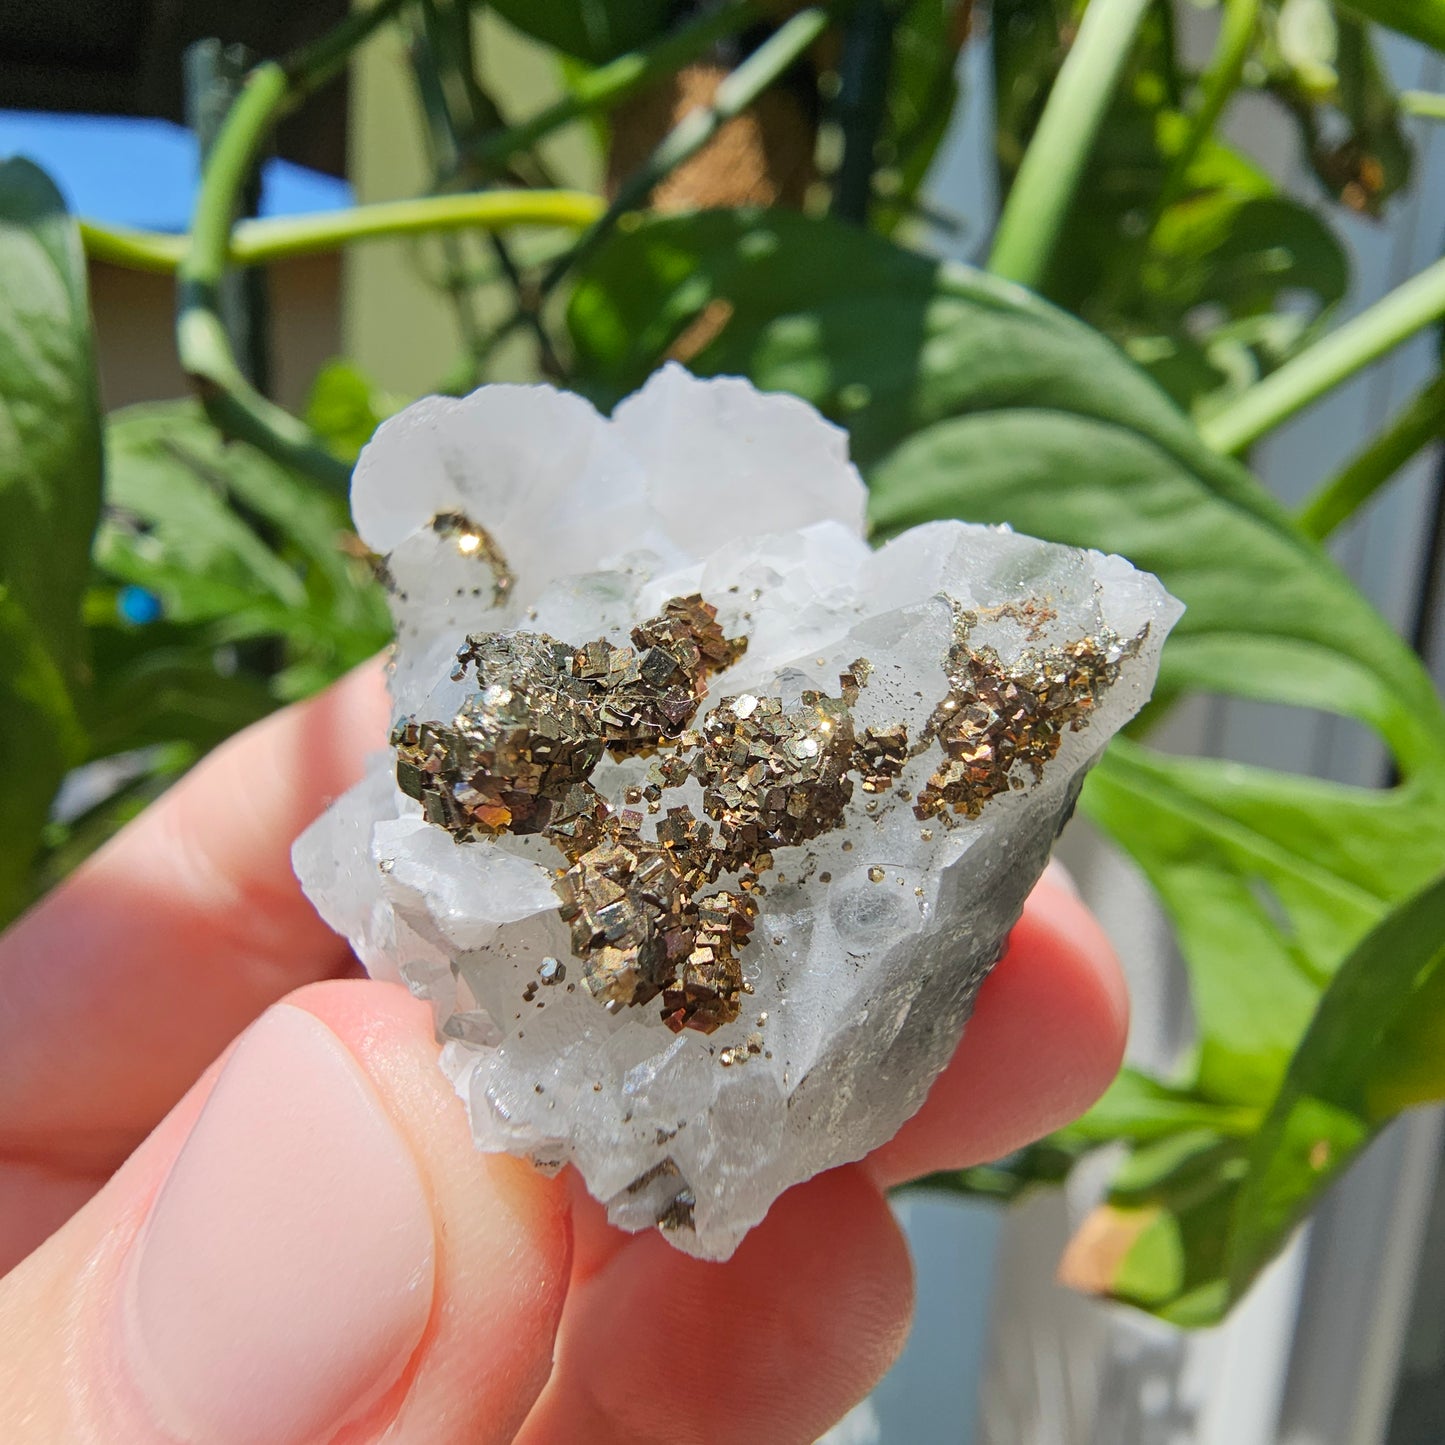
[0,982,571,1444]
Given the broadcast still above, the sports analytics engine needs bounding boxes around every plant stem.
[1200,255,1445,455]
[415,0,565,379]
[470,3,758,174]
[410,6,508,378]
[541,6,828,296]
[1296,373,1445,540]
[1152,0,1258,223]
[238,191,597,258]
[832,0,895,224]
[282,0,411,95]
[84,191,602,274]
[1401,90,1445,121]
[173,62,349,483]
[987,0,1153,289]
[80,221,186,272]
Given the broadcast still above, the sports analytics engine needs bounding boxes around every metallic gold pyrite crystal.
[392,589,1143,1035]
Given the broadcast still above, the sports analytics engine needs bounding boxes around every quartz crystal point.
[294,365,1182,1259]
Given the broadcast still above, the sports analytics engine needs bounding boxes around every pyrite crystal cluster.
[295,366,1181,1258]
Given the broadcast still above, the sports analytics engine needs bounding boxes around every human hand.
[0,664,1127,1444]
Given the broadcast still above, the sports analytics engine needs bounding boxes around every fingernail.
[122,1005,435,1445]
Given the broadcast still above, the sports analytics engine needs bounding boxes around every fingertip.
[517,1165,913,1445]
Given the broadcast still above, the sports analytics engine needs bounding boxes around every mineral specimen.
[294,364,1182,1259]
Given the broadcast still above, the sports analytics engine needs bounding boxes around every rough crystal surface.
[294,365,1182,1259]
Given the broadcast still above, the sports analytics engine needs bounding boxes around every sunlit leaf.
[305,359,407,465]
[1227,874,1445,1293]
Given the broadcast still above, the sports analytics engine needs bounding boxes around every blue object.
[0,111,352,231]
[117,586,164,625]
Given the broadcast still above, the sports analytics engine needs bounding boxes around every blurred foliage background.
[3,0,1445,1326]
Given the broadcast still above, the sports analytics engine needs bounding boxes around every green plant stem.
[1296,373,1445,540]
[410,7,511,376]
[282,0,411,94]
[83,191,602,274]
[1401,90,1445,121]
[541,6,828,297]
[173,62,347,484]
[240,190,602,262]
[832,0,895,224]
[470,3,759,174]
[1153,0,1258,221]
[1200,256,1445,455]
[173,1,424,486]
[987,0,1153,289]
[80,222,186,273]
[414,0,565,380]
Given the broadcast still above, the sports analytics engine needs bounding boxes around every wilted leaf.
[989,0,1351,411]
[1265,9,1412,215]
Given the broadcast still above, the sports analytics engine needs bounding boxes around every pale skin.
[0,665,1127,1444]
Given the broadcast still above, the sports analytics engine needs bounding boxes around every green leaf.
[1061,1131,1249,1324]
[1072,1066,1263,1142]
[1086,743,1445,1106]
[83,618,277,759]
[1227,873,1445,1295]
[487,0,671,66]
[0,157,103,919]
[305,359,406,464]
[101,406,310,623]
[986,1,1353,413]
[95,401,389,740]
[569,206,1445,1321]
[1338,0,1445,52]
[0,594,88,913]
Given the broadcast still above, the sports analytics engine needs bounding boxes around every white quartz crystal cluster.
[294,365,1181,1258]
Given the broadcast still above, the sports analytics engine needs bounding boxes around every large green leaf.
[568,206,1445,1320]
[0,157,103,919]
[1228,873,1445,1291]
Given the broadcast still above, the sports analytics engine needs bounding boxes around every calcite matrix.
[295,365,1181,1258]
